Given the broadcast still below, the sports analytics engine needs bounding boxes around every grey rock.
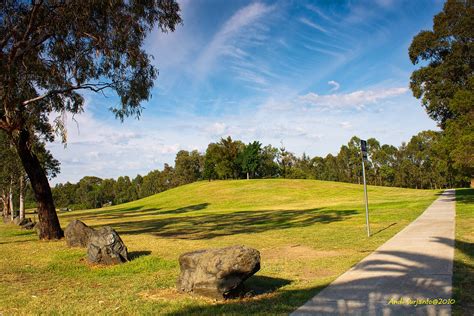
[18,217,32,226]
[20,219,35,230]
[177,245,261,300]
[64,220,94,247]
[87,226,129,265]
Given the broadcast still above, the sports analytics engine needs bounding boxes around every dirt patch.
[296,267,334,281]
[139,288,208,302]
[261,245,339,261]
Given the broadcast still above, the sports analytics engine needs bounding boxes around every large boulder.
[64,220,94,247]
[177,245,261,300]
[87,227,129,265]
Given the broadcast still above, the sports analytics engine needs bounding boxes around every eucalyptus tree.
[409,0,473,177]
[0,1,182,239]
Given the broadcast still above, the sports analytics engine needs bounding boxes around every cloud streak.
[195,2,273,77]
[299,87,408,110]
[299,17,329,34]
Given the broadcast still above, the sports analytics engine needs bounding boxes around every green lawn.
[453,188,474,315]
[0,179,439,315]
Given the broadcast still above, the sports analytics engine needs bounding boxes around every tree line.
[41,130,469,210]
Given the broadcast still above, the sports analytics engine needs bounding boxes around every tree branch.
[21,83,116,106]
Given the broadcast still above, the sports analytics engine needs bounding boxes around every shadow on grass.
[371,222,398,236]
[62,203,210,222]
[244,275,292,295]
[109,208,358,240]
[129,250,152,260]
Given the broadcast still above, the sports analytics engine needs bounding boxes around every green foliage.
[1,1,183,136]
[203,137,244,180]
[240,141,262,179]
[409,0,473,126]
[174,150,203,184]
[409,0,473,177]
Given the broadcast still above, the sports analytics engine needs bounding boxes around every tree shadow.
[128,250,152,260]
[160,203,210,215]
[110,208,358,240]
[61,203,210,222]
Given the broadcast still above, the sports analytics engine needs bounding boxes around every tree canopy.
[409,0,473,176]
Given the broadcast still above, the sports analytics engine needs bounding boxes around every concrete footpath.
[292,190,456,316]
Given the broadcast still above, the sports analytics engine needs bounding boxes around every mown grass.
[0,179,440,315]
[453,188,474,315]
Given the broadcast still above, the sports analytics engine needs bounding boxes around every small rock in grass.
[87,227,129,265]
[64,220,95,247]
[21,220,36,230]
[177,245,260,300]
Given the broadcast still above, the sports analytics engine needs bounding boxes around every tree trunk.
[19,176,25,220]
[246,172,249,180]
[1,189,10,219]
[15,129,63,240]
[9,179,14,221]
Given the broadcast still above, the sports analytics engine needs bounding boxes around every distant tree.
[290,153,312,179]
[322,154,340,182]
[203,143,219,181]
[100,179,117,206]
[132,175,144,200]
[259,145,280,178]
[217,137,245,179]
[377,144,398,186]
[141,170,161,197]
[409,0,473,178]
[278,145,296,178]
[0,1,182,239]
[310,156,326,180]
[175,150,203,184]
[240,141,262,179]
[75,176,103,209]
[114,176,132,205]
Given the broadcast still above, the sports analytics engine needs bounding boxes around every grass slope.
[0,179,439,315]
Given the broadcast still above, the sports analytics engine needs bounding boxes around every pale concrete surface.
[291,190,456,316]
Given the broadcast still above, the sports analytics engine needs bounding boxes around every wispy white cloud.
[339,121,352,129]
[328,80,340,92]
[195,2,274,77]
[299,17,329,34]
[306,4,333,22]
[299,87,408,110]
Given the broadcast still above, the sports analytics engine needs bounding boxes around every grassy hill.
[0,179,440,315]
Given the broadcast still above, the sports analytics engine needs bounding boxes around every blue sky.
[48,0,444,184]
